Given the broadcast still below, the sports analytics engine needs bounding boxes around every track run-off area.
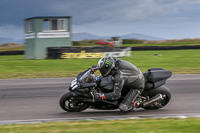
[0,74,200,124]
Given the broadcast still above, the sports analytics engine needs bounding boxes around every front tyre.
[59,92,90,112]
[143,85,171,110]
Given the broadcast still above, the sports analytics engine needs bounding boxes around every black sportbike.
[59,68,172,112]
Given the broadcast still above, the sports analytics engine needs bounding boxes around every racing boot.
[119,89,140,112]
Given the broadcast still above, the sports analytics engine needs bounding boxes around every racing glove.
[91,65,98,73]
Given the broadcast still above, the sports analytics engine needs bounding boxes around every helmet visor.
[99,65,112,77]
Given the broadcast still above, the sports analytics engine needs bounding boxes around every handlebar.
[90,65,98,74]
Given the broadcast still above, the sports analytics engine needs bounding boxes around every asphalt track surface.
[0,74,200,123]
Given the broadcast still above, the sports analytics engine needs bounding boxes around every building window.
[51,20,58,30]
[43,19,67,31]
[27,20,32,32]
[58,19,67,30]
[44,20,50,31]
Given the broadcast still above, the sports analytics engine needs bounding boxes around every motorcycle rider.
[94,56,145,112]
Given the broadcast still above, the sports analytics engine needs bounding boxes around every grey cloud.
[0,25,23,39]
[1,0,200,28]
[0,0,183,26]
[47,0,181,25]
[154,0,180,4]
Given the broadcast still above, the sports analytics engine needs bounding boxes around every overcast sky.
[1,0,200,40]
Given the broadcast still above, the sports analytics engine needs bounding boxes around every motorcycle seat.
[144,68,172,90]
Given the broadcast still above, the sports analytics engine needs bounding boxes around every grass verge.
[0,43,24,51]
[1,39,200,52]
[0,118,200,133]
[0,49,200,79]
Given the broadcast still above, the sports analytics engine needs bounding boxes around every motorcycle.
[59,67,172,112]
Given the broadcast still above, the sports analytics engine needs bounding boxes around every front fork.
[69,87,97,102]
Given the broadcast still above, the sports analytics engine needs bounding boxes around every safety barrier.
[131,45,200,51]
[1,45,200,56]
[0,50,24,56]
[47,47,131,59]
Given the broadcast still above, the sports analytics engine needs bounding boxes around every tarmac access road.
[0,74,200,123]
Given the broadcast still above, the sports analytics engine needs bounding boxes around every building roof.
[25,16,71,20]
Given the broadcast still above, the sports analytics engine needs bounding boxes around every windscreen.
[78,69,91,83]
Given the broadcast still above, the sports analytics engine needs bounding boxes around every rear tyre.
[143,85,171,110]
[59,92,90,112]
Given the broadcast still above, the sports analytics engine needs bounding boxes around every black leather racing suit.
[104,58,145,111]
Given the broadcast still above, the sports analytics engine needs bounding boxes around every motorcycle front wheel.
[59,92,90,112]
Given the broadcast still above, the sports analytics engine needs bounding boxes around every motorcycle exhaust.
[142,94,165,107]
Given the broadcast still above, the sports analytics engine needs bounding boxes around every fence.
[1,45,200,56]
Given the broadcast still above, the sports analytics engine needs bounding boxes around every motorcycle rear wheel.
[142,85,171,110]
[59,92,90,112]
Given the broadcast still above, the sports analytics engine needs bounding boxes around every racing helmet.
[97,56,115,77]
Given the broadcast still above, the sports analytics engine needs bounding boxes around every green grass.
[0,118,200,133]
[74,39,200,47]
[0,43,24,51]
[2,39,200,52]
[0,49,200,79]
[0,46,24,51]
[122,41,200,47]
